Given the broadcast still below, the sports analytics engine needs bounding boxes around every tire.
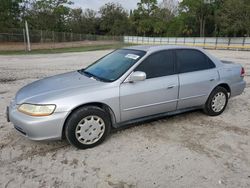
[65,106,111,149]
[204,86,229,116]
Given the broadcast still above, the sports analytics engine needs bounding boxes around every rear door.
[176,49,219,109]
[119,50,179,122]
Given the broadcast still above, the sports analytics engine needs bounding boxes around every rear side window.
[135,50,175,79]
[176,49,215,73]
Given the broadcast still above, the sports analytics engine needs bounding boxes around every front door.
[119,50,179,122]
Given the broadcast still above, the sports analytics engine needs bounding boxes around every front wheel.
[204,87,229,116]
[65,106,111,149]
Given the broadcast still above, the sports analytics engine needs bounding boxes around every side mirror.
[128,71,146,82]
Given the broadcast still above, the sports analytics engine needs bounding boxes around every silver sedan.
[7,45,246,149]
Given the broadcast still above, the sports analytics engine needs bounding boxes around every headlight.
[18,104,56,116]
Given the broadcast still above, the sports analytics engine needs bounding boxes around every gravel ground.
[0,49,249,188]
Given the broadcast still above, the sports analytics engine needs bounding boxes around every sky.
[72,0,164,11]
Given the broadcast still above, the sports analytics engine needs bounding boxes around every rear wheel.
[65,106,111,149]
[204,87,228,116]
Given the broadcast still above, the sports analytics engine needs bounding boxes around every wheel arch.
[216,83,231,94]
[61,102,116,139]
[204,83,231,107]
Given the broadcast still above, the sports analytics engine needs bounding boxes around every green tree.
[218,0,250,36]
[132,0,157,35]
[179,0,215,37]
[0,0,23,31]
[132,0,169,36]
[99,3,129,35]
[26,0,72,31]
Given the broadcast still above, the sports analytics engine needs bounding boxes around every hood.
[15,71,100,104]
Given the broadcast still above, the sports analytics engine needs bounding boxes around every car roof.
[124,45,201,53]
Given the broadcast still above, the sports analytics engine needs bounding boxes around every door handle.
[167,85,176,89]
[210,78,215,82]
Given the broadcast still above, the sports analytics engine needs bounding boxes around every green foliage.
[67,8,98,34]
[99,3,129,35]
[132,0,173,36]
[1,0,249,37]
[26,0,72,31]
[179,0,215,37]
[0,0,23,31]
[218,0,250,36]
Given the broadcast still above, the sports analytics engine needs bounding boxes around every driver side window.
[134,50,175,79]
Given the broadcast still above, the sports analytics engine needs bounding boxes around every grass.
[0,43,134,55]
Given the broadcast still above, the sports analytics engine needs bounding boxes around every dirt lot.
[0,49,249,188]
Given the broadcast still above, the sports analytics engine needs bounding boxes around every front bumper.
[7,102,69,141]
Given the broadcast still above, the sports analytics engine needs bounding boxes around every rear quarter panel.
[218,63,246,97]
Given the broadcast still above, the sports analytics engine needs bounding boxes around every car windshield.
[81,49,146,82]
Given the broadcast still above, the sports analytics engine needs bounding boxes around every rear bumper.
[230,80,246,98]
[7,103,69,141]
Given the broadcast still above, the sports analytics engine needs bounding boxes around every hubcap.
[75,115,105,145]
[211,92,226,113]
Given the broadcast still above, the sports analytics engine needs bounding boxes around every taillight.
[241,67,245,77]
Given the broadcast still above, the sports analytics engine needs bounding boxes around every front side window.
[135,50,175,79]
[82,49,146,82]
[176,49,215,74]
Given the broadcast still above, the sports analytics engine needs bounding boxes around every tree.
[153,8,173,35]
[160,0,179,15]
[0,0,23,31]
[218,0,250,36]
[179,0,215,37]
[82,9,99,34]
[132,0,174,36]
[67,8,83,33]
[99,3,129,35]
[132,0,160,36]
[26,0,72,31]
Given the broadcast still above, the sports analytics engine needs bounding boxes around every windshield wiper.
[78,69,112,82]
[80,70,108,82]
[82,70,97,80]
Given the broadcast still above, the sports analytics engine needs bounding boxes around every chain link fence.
[0,28,123,51]
[124,36,250,50]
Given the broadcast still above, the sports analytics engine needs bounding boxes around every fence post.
[228,37,231,49]
[40,30,43,43]
[215,37,218,49]
[23,29,27,51]
[25,20,31,51]
[243,37,246,46]
[203,37,206,48]
[52,31,55,49]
